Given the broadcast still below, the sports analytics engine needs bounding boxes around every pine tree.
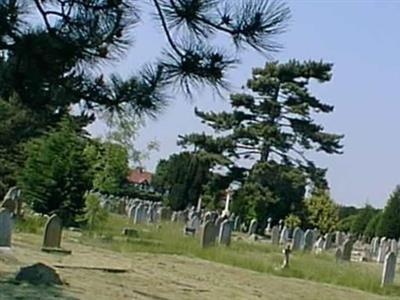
[180,60,343,220]
[364,211,382,239]
[350,204,377,236]
[377,186,400,238]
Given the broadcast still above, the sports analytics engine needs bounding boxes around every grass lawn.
[71,213,400,298]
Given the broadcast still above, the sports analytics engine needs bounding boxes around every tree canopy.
[180,60,343,221]
[377,186,400,238]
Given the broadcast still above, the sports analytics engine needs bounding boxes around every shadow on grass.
[0,278,77,300]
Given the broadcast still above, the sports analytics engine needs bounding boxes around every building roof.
[127,168,153,185]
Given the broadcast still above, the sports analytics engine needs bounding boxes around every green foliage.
[85,141,129,195]
[153,152,212,210]
[14,214,47,234]
[18,118,92,225]
[82,192,109,232]
[232,182,275,223]
[337,215,357,233]
[350,204,378,236]
[338,205,360,220]
[377,186,400,238]
[364,212,382,239]
[284,214,301,229]
[180,60,343,221]
[304,191,338,233]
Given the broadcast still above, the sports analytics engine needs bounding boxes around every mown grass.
[17,213,400,298]
[73,214,400,298]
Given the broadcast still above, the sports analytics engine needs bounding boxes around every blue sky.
[89,1,400,208]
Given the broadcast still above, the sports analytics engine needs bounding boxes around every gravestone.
[280,226,289,245]
[323,233,333,250]
[218,220,232,246]
[303,229,314,251]
[371,237,380,257]
[188,214,201,232]
[248,219,258,236]
[381,252,397,287]
[342,239,353,261]
[390,239,398,254]
[0,208,12,247]
[42,214,62,249]
[377,239,389,263]
[134,204,146,224]
[200,221,215,248]
[278,219,284,231]
[292,227,304,251]
[233,216,241,232]
[214,216,224,237]
[271,226,280,245]
[335,231,345,247]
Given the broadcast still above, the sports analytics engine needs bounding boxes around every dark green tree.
[18,118,92,225]
[152,152,213,210]
[180,60,343,220]
[350,204,378,236]
[364,211,382,239]
[377,186,400,238]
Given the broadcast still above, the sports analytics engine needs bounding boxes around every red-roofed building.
[127,168,153,189]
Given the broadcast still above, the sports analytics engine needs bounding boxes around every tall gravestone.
[42,214,62,249]
[371,237,380,257]
[377,239,388,263]
[218,220,232,246]
[323,233,333,250]
[381,252,397,287]
[342,239,353,261]
[279,226,289,245]
[248,219,258,236]
[390,239,398,254]
[134,204,146,224]
[292,227,304,251]
[200,221,215,248]
[303,229,314,251]
[271,226,280,245]
[0,208,12,247]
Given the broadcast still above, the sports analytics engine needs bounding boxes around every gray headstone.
[134,204,146,224]
[292,227,304,251]
[218,220,232,246]
[335,231,345,247]
[342,239,353,261]
[381,252,397,286]
[371,237,380,257]
[271,226,280,245]
[42,214,62,249]
[377,239,389,263]
[303,229,314,251]
[280,226,289,245]
[0,208,12,247]
[390,239,398,254]
[200,221,216,248]
[248,219,258,235]
[323,233,333,250]
[335,248,343,262]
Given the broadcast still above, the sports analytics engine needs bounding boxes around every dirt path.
[0,233,395,300]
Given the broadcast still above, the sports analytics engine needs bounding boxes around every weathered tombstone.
[381,252,397,287]
[335,231,345,247]
[218,220,232,246]
[42,214,62,249]
[292,227,304,251]
[278,219,284,231]
[280,226,289,245]
[377,239,389,263]
[233,216,241,232]
[248,219,258,236]
[303,229,314,251]
[128,205,136,220]
[0,208,12,247]
[188,214,201,232]
[200,221,215,248]
[371,237,380,257]
[323,233,333,250]
[342,239,353,261]
[1,186,21,214]
[314,236,325,253]
[214,216,224,237]
[134,204,146,224]
[271,226,280,245]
